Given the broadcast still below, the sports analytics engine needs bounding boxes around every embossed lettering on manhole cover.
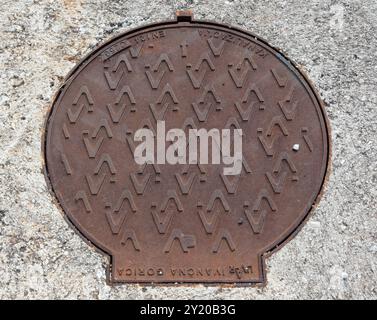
[43,11,330,284]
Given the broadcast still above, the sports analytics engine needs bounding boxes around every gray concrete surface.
[0,0,376,299]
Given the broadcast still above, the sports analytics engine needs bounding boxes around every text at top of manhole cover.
[44,11,330,284]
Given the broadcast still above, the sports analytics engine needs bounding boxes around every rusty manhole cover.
[43,11,330,284]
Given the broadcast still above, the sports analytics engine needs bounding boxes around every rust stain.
[62,0,82,11]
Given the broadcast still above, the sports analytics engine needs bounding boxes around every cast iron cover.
[44,12,330,284]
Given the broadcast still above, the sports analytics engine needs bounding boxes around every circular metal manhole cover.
[44,12,330,284]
